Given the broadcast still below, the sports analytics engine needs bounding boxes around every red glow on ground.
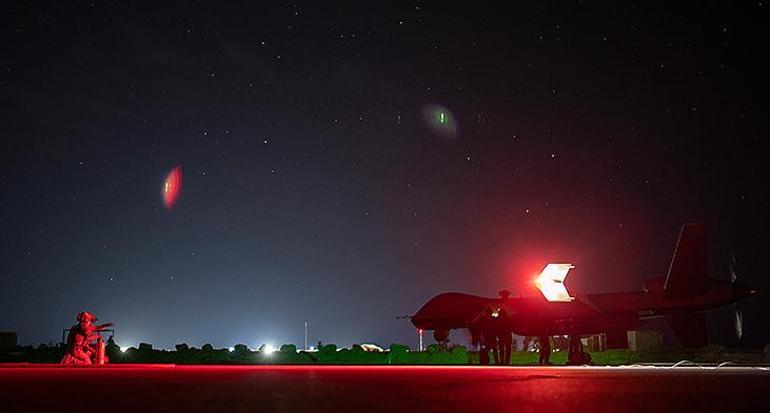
[162,166,182,209]
[0,364,766,412]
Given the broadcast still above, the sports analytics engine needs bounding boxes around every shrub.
[280,344,297,354]
[426,345,468,364]
[388,343,410,364]
[233,344,249,353]
[389,343,409,354]
[319,344,338,354]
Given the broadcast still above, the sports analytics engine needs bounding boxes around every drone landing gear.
[566,335,592,365]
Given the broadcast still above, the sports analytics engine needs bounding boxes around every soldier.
[537,335,552,365]
[469,313,482,350]
[483,307,500,364]
[469,309,486,364]
[494,308,513,365]
[60,311,113,366]
[473,307,497,364]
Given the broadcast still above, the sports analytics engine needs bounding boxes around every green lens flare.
[422,104,458,138]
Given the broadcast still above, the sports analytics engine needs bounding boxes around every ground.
[0,364,767,412]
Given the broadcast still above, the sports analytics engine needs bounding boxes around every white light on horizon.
[120,346,129,353]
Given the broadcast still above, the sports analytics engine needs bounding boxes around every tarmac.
[1,364,768,412]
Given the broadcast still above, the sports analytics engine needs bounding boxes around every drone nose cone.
[410,307,431,329]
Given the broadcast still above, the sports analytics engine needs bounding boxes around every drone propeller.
[733,303,743,341]
[730,251,738,283]
[729,251,743,340]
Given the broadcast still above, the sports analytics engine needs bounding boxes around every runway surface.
[1,364,768,412]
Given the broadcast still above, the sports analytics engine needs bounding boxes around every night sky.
[2,2,768,349]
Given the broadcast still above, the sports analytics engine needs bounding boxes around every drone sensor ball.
[162,166,183,209]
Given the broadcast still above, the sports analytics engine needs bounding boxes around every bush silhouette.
[388,343,411,364]
[319,344,337,354]
[105,338,121,361]
[280,344,297,354]
[426,344,440,353]
[426,345,468,364]
[233,344,249,353]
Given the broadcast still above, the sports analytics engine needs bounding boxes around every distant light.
[228,346,235,352]
[120,346,129,353]
[422,103,458,139]
[360,343,385,352]
[308,346,316,351]
[262,344,275,355]
[162,166,183,209]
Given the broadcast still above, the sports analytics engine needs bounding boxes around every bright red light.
[162,166,182,209]
[534,263,575,302]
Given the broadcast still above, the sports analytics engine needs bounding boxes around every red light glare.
[534,263,575,302]
[162,166,182,209]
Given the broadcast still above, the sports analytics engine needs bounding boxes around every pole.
[418,329,424,352]
[304,322,308,350]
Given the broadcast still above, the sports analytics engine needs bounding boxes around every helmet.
[77,311,97,323]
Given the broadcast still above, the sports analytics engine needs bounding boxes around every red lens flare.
[162,166,182,209]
